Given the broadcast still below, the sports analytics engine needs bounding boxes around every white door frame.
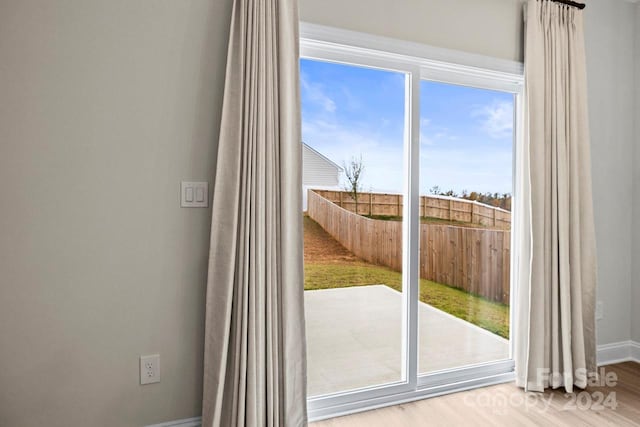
[300,22,524,422]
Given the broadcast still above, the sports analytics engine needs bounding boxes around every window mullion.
[402,65,421,389]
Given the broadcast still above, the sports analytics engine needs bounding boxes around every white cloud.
[300,73,336,113]
[303,118,405,193]
[420,134,435,146]
[341,87,362,111]
[420,118,454,147]
[473,100,513,139]
[303,116,512,195]
[419,117,435,146]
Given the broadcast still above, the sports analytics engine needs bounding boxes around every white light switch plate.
[140,354,160,385]
[181,182,208,208]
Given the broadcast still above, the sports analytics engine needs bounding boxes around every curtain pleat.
[202,0,307,425]
[516,0,597,393]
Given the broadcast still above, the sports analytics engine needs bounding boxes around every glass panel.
[418,80,513,375]
[301,58,407,396]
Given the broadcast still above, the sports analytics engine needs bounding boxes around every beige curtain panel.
[202,0,307,425]
[515,0,597,393]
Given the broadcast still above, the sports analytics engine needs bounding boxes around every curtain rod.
[550,0,586,9]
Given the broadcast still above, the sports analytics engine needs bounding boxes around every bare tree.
[343,155,365,213]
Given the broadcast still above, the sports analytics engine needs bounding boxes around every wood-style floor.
[311,362,640,427]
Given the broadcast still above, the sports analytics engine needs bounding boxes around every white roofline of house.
[302,142,344,172]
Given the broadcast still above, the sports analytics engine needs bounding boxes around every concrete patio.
[305,285,509,397]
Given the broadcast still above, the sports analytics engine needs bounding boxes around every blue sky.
[301,58,514,195]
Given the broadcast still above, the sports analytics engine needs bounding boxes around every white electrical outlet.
[140,354,160,385]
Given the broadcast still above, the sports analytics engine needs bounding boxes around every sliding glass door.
[299,29,523,420]
[418,81,514,376]
[301,58,409,397]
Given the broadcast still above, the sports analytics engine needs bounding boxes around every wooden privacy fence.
[312,189,511,230]
[307,190,511,304]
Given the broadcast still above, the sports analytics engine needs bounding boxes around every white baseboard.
[146,417,201,427]
[631,341,640,361]
[597,340,640,366]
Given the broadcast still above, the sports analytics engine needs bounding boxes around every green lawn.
[304,262,510,339]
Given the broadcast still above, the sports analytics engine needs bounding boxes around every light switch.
[181,182,208,208]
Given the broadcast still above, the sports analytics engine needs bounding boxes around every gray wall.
[0,1,232,426]
[583,0,637,345]
[301,0,524,61]
[0,0,637,426]
[633,5,640,344]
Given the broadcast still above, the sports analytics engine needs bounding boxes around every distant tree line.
[428,186,511,211]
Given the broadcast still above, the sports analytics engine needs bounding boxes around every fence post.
[397,194,401,217]
[448,199,452,220]
[471,203,475,225]
[369,192,373,216]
